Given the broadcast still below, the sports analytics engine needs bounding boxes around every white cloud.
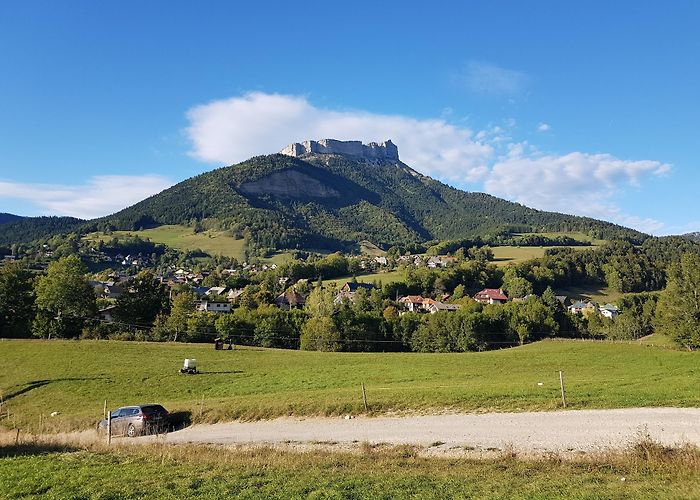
[537,122,551,132]
[186,92,494,183]
[457,61,529,95]
[484,150,670,234]
[0,175,172,219]
[185,91,672,234]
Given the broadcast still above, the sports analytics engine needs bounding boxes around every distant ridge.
[91,139,648,252]
[0,213,23,225]
[0,139,650,249]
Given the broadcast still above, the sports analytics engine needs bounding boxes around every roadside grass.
[0,437,698,499]
[84,225,247,260]
[0,339,696,433]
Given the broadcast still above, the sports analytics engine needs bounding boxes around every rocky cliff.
[281,139,399,161]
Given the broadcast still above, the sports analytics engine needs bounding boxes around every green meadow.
[84,225,248,260]
[0,340,696,433]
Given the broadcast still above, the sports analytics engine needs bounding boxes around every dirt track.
[140,407,700,455]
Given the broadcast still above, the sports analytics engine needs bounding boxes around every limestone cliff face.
[239,170,340,199]
[281,139,399,161]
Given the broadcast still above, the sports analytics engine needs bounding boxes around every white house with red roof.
[473,288,508,305]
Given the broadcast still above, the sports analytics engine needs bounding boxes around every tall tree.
[114,270,169,325]
[0,262,35,338]
[33,255,96,338]
[654,253,700,349]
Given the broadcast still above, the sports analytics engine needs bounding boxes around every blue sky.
[0,1,698,234]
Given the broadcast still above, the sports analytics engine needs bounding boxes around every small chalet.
[568,301,598,316]
[599,303,620,319]
[473,288,508,305]
[196,300,231,313]
[98,305,117,322]
[206,287,228,297]
[275,290,307,310]
[398,295,438,312]
[426,302,460,314]
[334,282,376,304]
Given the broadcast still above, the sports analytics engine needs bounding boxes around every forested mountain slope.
[99,150,647,251]
[1,142,649,250]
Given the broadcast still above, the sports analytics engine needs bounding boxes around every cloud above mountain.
[0,175,172,220]
[186,92,671,234]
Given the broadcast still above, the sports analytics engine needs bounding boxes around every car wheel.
[126,424,137,438]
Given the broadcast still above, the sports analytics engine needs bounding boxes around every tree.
[300,316,341,351]
[114,270,169,326]
[33,255,96,338]
[0,262,35,338]
[166,290,196,341]
[305,286,336,317]
[654,253,700,349]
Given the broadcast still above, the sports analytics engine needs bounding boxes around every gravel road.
[142,408,700,455]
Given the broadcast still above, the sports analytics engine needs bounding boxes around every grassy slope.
[1,340,697,432]
[324,270,405,287]
[84,225,247,260]
[2,444,698,499]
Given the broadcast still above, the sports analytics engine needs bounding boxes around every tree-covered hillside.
[0,216,84,245]
[94,153,647,252]
[0,213,23,225]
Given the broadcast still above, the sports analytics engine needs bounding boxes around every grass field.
[84,225,248,260]
[516,231,606,245]
[0,340,696,433]
[324,269,405,287]
[1,441,698,499]
[555,284,627,303]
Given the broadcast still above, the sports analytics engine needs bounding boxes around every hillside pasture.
[84,225,247,260]
[0,340,696,433]
[324,269,405,287]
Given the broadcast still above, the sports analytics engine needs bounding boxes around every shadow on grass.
[0,442,79,458]
[199,371,244,375]
[3,377,108,402]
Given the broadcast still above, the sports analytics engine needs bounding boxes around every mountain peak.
[280,139,399,161]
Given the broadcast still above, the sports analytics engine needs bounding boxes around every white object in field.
[50,411,59,417]
[537,382,544,386]
[184,358,197,370]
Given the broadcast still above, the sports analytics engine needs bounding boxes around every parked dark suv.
[98,404,169,437]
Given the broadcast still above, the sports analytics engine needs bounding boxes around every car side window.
[111,409,123,418]
[128,408,140,416]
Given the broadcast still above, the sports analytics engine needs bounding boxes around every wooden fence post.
[107,410,112,445]
[361,382,368,411]
[103,400,107,420]
[559,370,567,408]
[14,428,20,446]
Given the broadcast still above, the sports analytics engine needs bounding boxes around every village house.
[599,303,620,319]
[426,301,460,314]
[227,288,244,303]
[426,256,456,268]
[334,282,376,304]
[274,290,307,310]
[568,301,598,316]
[196,300,231,313]
[98,305,117,322]
[205,287,228,297]
[473,288,508,305]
